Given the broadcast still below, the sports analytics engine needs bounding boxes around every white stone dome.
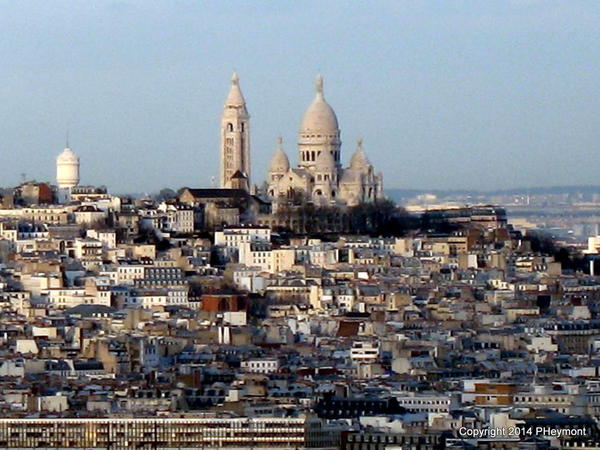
[300,76,339,134]
[270,137,290,173]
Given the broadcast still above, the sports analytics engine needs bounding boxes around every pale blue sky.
[1,1,600,193]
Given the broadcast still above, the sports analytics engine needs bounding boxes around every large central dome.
[300,75,339,135]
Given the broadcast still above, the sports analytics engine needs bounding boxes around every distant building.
[17,182,54,206]
[215,224,270,245]
[422,205,508,231]
[179,188,269,229]
[0,418,306,448]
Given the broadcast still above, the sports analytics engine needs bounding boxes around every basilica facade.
[219,73,384,208]
[267,76,383,208]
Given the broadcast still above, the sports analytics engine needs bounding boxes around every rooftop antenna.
[21,173,26,183]
[66,130,70,148]
[211,176,216,187]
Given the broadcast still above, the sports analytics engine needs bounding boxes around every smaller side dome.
[270,137,290,173]
[350,137,371,170]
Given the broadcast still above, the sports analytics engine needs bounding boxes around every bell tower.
[220,72,251,190]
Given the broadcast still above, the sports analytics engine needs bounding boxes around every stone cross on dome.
[315,75,324,97]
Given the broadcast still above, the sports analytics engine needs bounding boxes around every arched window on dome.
[227,123,233,132]
[240,122,245,132]
[314,189,323,196]
[331,190,336,198]
[311,151,315,161]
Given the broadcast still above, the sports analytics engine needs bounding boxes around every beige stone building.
[266,76,384,208]
[217,73,384,209]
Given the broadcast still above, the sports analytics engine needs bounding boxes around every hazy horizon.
[2,1,600,193]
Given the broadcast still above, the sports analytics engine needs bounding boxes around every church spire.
[225,71,246,108]
[350,136,371,170]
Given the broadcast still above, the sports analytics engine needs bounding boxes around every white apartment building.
[240,358,280,374]
[513,383,587,415]
[124,288,188,308]
[350,341,379,362]
[74,205,108,225]
[116,264,147,284]
[238,242,273,273]
[45,288,108,309]
[73,238,104,268]
[272,247,297,273]
[308,245,338,268]
[394,394,452,413]
[19,273,62,297]
[86,229,116,249]
[157,202,195,233]
[214,224,271,248]
[232,267,270,293]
